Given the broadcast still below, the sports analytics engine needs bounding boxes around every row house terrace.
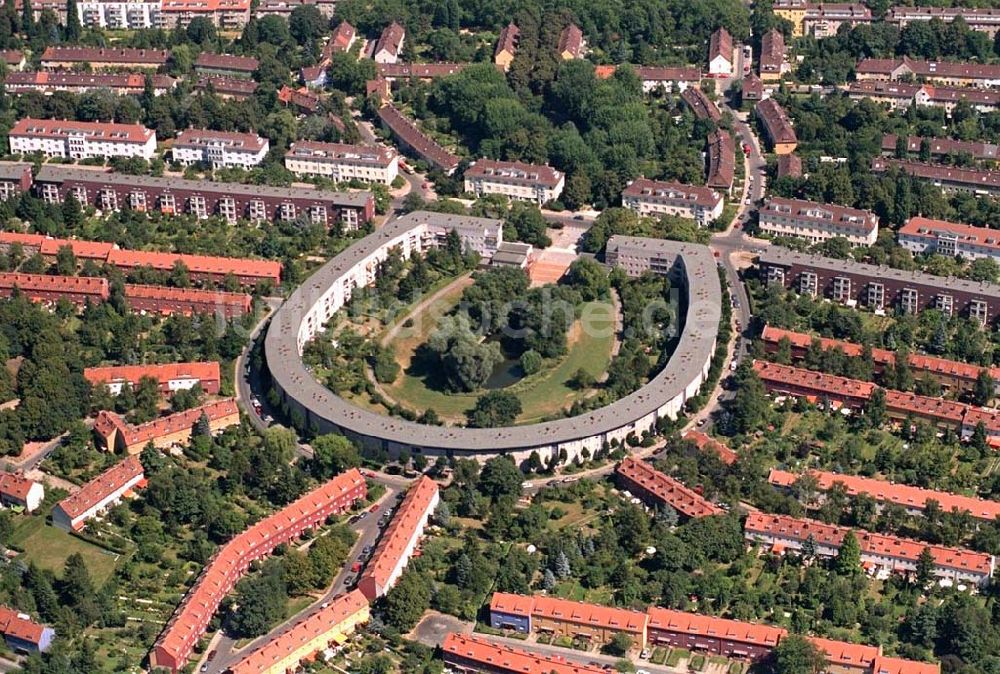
[84,361,221,396]
[376,62,472,81]
[872,157,1000,196]
[887,6,1000,37]
[33,166,374,228]
[0,272,109,307]
[752,359,876,409]
[758,196,879,246]
[376,104,460,175]
[856,57,1000,88]
[756,246,1000,326]
[881,134,999,162]
[122,284,251,319]
[744,511,995,586]
[646,607,784,660]
[754,98,797,154]
[760,324,999,399]
[705,131,736,194]
[441,633,605,674]
[51,456,145,531]
[4,71,176,96]
[682,430,738,465]
[768,468,1000,523]
[149,469,367,673]
[357,476,439,600]
[681,86,722,122]
[621,178,724,226]
[489,592,648,647]
[93,399,239,454]
[39,46,169,70]
[193,52,258,78]
[196,75,257,99]
[615,456,723,519]
[847,81,1000,114]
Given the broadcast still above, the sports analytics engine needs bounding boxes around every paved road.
[200,481,403,674]
[479,633,690,674]
[235,298,283,433]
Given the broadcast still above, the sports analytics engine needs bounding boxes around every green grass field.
[383,298,616,424]
[10,518,119,585]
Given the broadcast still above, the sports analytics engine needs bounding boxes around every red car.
[351,561,362,573]
[369,504,380,512]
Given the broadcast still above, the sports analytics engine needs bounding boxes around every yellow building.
[773,1,807,36]
[227,590,370,674]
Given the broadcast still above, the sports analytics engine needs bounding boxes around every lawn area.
[383,298,615,424]
[552,580,614,605]
[666,648,689,666]
[10,517,119,585]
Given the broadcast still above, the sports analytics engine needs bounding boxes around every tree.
[607,632,633,657]
[835,531,861,575]
[916,546,936,588]
[504,201,551,247]
[865,387,886,428]
[478,455,523,502]
[382,569,431,631]
[570,367,596,390]
[768,634,826,674]
[55,244,77,276]
[519,349,542,375]
[64,0,81,39]
[193,411,212,438]
[288,4,325,45]
[554,550,571,578]
[542,568,557,591]
[975,369,995,407]
[468,390,522,427]
[309,433,361,479]
[564,257,610,301]
[228,566,287,638]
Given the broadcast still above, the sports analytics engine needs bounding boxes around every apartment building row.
[442,633,605,674]
[592,64,701,93]
[376,104,460,175]
[745,511,995,587]
[52,456,146,531]
[10,118,157,161]
[40,46,169,69]
[375,61,472,81]
[754,98,797,155]
[758,196,879,246]
[898,215,1000,267]
[705,130,736,194]
[198,76,258,99]
[171,129,268,169]
[872,157,1000,196]
[463,159,565,206]
[615,456,723,519]
[768,468,1000,523]
[4,71,177,96]
[149,469,368,673]
[0,271,253,317]
[759,325,1000,400]
[621,178,724,226]
[226,590,370,674]
[487,592,938,673]
[29,0,251,29]
[358,476,439,600]
[886,6,1000,37]
[759,29,788,83]
[84,361,221,396]
[30,166,374,228]
[847,81,1000,114]
[0,230,282,286]
[682,430,738,465]
[857,57,1000,88]
[772,0,873,38]
[284,140,400,185]
[0,472,44,513]
[93,398,240,454]
[193,52,258,78]
[752,360,1000,439]
[681,86,722,122]
[756,246,1000,326]
[881,134,999,163]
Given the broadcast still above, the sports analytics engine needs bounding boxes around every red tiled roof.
[84,362,220,389]
[123,284,252,310]
[633,66,702,83]
[495,22,519,58]
[0,606,47,646]
[532,595,648,634]
[95,399,238,449]
[901,216,1000,255]
[761,196,877,234]
[0,49,22,66]
[227,590,369,674]
[0,472,37,503]
[768,468,1000,522]
[376,62,472,79]
[442,633,605,674]
[623,178,722,209]
[745,511,993,575]
[857,56,1000,82]
[873,157,1000,189]
[753,359,876,401]
[359,476,437,596]
[329,21,357,54]
[681,87,722,122]
[465,159,563,188]
[108,248,280,281]
[683,430,738,465]
[706,130,736,191]
[194,53,258,72]
[40,46,169,65]
[10,118,154,144]
[709,27,733,63]
[776,154,802,179]
[874,655,940,674]
[809,636,879,668]
[756,98,797,144]
[376,104,460,173]
[617,456,723,518]
[5,71,176,92]
[0,272,109,300]
[558,23,584,58]
[881,135,998,161]
[374,21,405,58]
[55,456,145,521]
[647,606,784,647]
[489,592,537,617]
[152,469,367,670]
[760,29,786,74]
[174,128,267,153]
[196,76,258,97]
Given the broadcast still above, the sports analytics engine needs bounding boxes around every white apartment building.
[51,456,145,531]
[621,178,724,226]
[758,196,879,246]
[284,141,399,185]
[77,0,160,29]
[10,119,156,161]
[898,216,1000,263]
[464,159,565,206]
[373,21,405,64]
[172,129,269,170]
[0,473,44,513]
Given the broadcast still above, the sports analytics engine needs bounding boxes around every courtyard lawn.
[10,518,119,585]
[383,298,616,424]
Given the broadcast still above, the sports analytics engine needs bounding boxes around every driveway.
[409,611,474,647]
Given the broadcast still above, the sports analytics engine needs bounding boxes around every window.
[799,271,818,297]
[867,282,885,310]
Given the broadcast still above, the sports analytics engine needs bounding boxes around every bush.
[519,350,543,375]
